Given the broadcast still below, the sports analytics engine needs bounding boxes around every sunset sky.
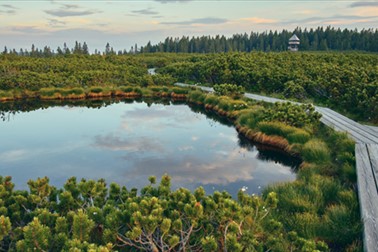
[0,0,377,52]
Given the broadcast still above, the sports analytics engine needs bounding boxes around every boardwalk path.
[176,83,378,251]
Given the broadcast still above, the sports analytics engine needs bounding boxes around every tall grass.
[119,86,134,93]
[89,87,103,94]
[322,204,361,247]
[301,139,331,164]
[171,87,189,95]
[204,95,219,106]
[60,88,84,96]
[39,88,61,97]
[257,121,311,144]
[0,90,13,100]
[236,108,265,129]
[188,90,206,104]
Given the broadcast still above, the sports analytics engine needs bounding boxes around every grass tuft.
[302,139,331,164]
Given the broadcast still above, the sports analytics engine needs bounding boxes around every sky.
[0,0,377,52]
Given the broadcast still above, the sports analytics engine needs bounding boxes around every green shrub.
[213,83,245,98]
[302,139,331,164]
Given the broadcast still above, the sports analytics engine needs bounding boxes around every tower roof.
[289,34,300,41]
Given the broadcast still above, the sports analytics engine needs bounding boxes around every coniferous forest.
[140,27,378,53]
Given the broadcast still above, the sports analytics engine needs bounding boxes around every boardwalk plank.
[367,144,378,190]
[320,113,373,143]
[355,144,378,252]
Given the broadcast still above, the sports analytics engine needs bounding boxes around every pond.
[0,99,300,196]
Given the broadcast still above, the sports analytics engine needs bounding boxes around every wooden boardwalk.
[176,83,378,251]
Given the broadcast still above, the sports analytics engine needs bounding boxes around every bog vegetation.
[0,52,368,251]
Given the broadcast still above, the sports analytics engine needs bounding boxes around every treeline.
[2,41,134,57]
[158,52,378,123]
[141,27,378,53]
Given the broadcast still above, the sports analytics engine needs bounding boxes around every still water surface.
[0,100,299,196]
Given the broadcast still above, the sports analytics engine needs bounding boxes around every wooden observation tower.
[288,34,300,51]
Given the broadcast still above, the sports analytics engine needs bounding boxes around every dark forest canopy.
[1,26,378,56]
[141,26,378,53]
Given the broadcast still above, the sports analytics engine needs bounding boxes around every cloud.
[240,17,277,24]
[48,18,66,27]
[131,8,159,16]
[62,4,80,9]
[127,152,255,186]
[284,14,377,25]
[44,4,100,17]
[1,4,17,9]
[161,17,228,25]
[0,149,28,162]
[45,9,99,17]
[12,26,47,34]
[94,133,165,153]
[0,9,15,15]
[0,4,17,15]
[350,1,378,7]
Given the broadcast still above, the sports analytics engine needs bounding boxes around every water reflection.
[0,99,300,196]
